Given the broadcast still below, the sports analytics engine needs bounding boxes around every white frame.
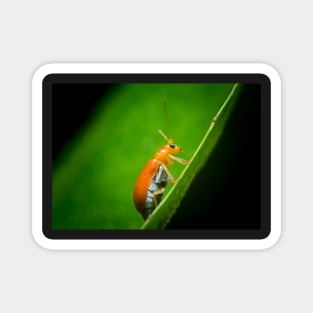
[32,63,281,250]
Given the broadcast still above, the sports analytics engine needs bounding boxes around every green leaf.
[141,84,242,229]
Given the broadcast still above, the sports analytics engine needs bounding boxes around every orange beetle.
[133,103,190,220]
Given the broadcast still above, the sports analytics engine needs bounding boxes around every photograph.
[48,78,268,237]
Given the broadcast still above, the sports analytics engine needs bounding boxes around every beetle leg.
[153,187,165,208]
[169,154,190,165]
[160,163,179,184]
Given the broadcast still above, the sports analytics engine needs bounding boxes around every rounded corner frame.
[32,63,281,250]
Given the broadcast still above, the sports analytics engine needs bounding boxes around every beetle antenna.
[158,129,169,142]
[164,102,173,140]
[158,129,174,144]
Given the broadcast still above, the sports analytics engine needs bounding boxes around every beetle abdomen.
[141,164,168,220]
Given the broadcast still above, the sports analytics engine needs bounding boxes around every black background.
[168,85,263,230]
[52,84,111,160]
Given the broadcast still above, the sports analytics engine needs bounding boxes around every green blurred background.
[52,83,236,230]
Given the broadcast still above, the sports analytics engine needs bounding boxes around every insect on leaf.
[141,83,243,229]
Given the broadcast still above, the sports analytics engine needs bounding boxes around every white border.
[32,63,281,250]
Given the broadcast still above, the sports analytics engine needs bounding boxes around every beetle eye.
[169,144,176,148]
